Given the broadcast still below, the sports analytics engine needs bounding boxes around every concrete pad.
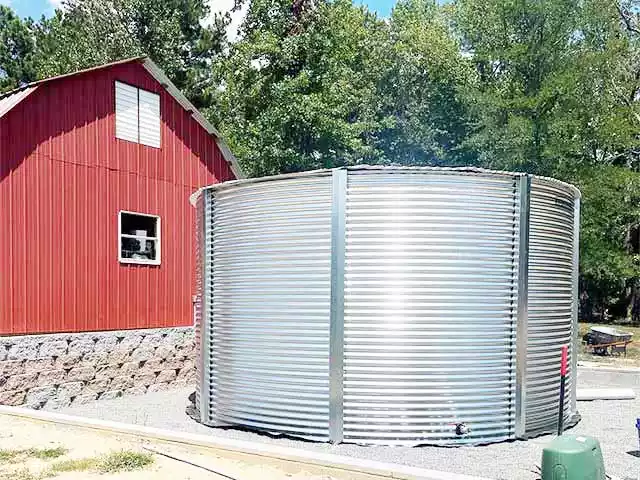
[577,388,635,401]
[578,362,640,373]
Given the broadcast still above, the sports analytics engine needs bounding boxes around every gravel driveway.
[53,367,640,480]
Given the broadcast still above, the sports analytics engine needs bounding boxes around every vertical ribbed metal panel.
[525,178,577,435]
[514,175,530,438]
[342,170,519,445]
[207,175,333,440]
[0,61,234,335]
[194,192,211,419]
[194,193,203,414]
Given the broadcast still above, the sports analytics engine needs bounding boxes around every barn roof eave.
[0,56,245,180]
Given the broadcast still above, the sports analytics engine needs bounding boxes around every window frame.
[118,210,162,266]
[114,80,162,149]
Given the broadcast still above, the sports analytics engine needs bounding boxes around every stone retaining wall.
[0,327,195,409]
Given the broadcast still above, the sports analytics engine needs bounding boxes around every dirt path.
[0,415,384,480]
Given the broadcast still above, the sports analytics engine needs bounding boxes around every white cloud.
[205,0,248,42]
[0,0,11,6]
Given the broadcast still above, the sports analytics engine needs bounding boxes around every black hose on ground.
[141,445,240,480]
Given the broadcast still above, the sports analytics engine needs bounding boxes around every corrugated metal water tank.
[193,166,581,446]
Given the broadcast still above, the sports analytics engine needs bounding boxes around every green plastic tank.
[541,435,605,480]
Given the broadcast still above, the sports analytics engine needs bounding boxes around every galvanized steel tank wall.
[195,167,580,446]
[525,178,580,436]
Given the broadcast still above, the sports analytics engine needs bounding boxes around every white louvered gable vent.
[114,81,161,148]
[115,81,139,143]
[139,89,160,148]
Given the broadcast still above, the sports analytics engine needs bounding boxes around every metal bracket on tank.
[199,191,213,425]
[515,174,531,438]
[329,169,347,443]
[570,197,580,415]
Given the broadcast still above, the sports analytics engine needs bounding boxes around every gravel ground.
[53,368,640,480]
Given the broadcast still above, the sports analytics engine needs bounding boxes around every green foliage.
[210,0,390,176]
[210,0,477,176]
[0,6,37,93]
[378,0,476,165]
[570,164,640,319]
[454,0,639,174]
[33,0,226,108]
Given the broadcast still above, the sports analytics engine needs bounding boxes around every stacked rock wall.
[0,327,195,409]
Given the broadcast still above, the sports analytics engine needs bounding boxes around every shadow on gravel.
[184,391,317,444]
[626,450,640,458]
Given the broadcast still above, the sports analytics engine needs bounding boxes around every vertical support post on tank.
[570,197,581,416]
[199,190,213,425]
[515,174,531,438]
[329,168,347,444]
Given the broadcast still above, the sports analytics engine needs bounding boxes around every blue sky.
[3,0,396,20]
[1,0,60,19]
[359,0,395,16]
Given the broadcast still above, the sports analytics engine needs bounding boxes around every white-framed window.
[115,81,161,148]
[118,211,161,265]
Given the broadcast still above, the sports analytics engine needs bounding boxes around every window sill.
[119,258,161,266]
[115,136,161,149]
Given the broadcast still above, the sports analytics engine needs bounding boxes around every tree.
[211,0,475,176]
[570,164,640,322]
[454,0,639,174]
[377,0,476,166]
[33,0,227,108]
[0,6,37,93]
[210,0,391,176]
[613,1,640,166]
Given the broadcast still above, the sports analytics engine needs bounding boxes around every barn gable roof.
[0,86,37,118]
[0,56,244,179]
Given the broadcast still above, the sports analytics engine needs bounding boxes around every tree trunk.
[624,223,640,325]
[629,279,640,325]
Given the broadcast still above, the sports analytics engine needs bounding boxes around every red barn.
[0,57,241,335]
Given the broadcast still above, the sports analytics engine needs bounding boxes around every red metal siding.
[0,61,234,334]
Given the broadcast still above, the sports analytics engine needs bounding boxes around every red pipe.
[557,345,568,435]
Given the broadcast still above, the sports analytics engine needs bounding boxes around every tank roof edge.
[191,165,581,201]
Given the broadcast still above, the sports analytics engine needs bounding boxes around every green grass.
[0,446,152,479]
[96,451,154,473]
[47,457,97,474]
[0,468,41,480]
[23,448,67,461]
[0,447,67,464]
[0,450,20,463]
[0,448,152,478]
[45,450,153,476]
